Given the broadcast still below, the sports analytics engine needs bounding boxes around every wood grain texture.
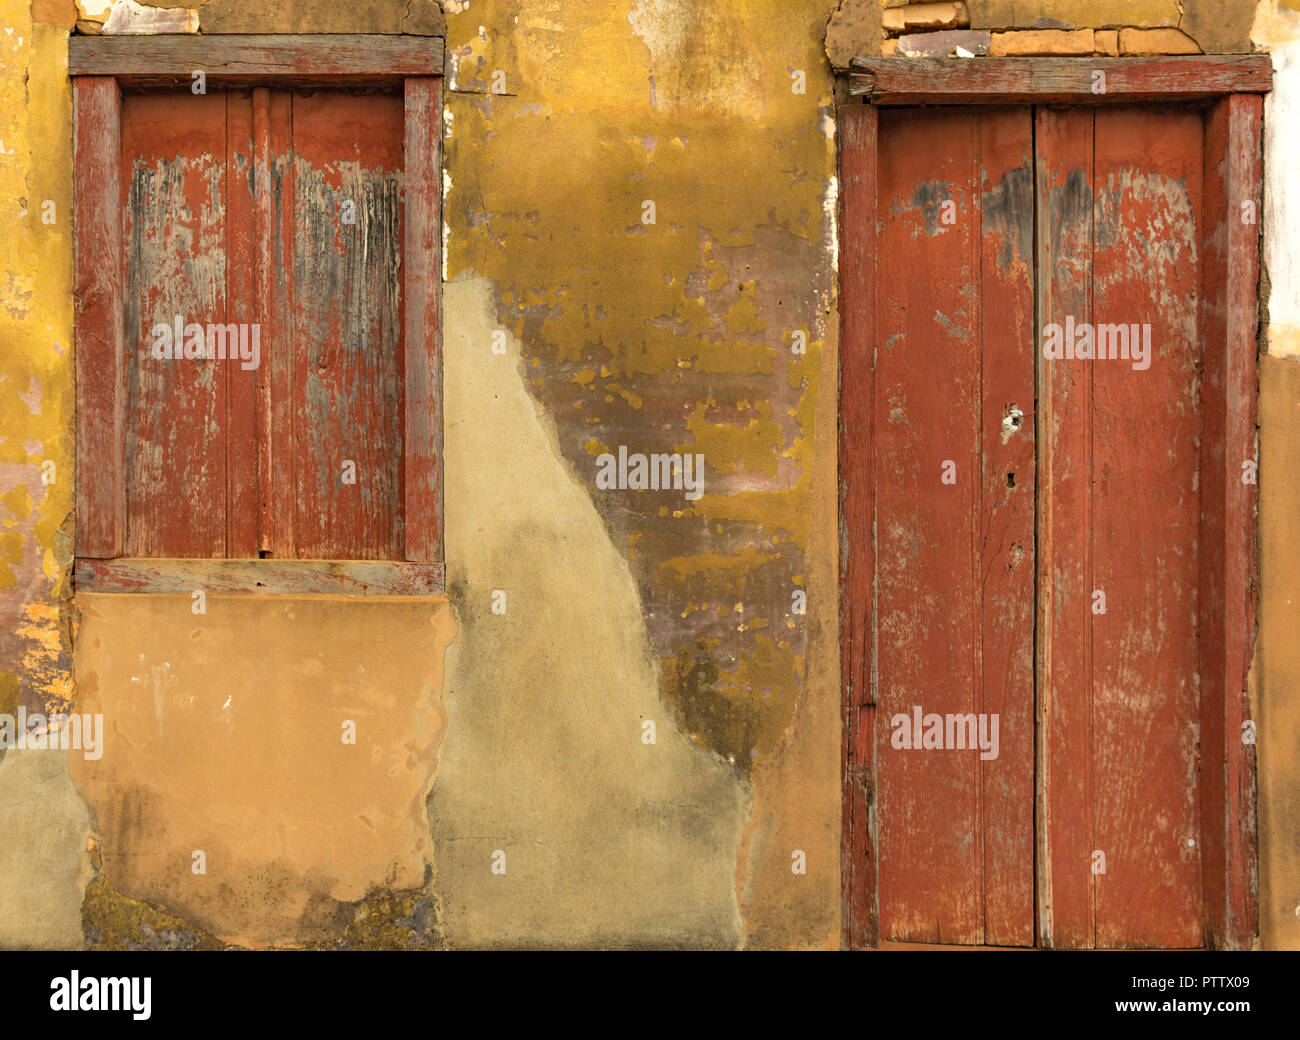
[85,83,441,567]
[1199,94,1262,951]
[259,88,297,558]
[839,102,877,951]
[121,90,229,557]
[871,106,1035,946]
[403,77,444,564]
[1034,107,1096,950]
[873,105,979,944]
[290,90,406,559]
[226,90,259,557]
[1089,105,1204,950]
[1222,94,1262,952]
[1036,107,1209,949]
[849,56,1272,104]
[69,34,444,83]
[73,77,124,559]
[75,558,444,595]
[841,94,1262,950]
[975,108,1036,948]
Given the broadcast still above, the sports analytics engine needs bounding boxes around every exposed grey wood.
[75,558,446,595]
[69,34,444,82]
[73,78,124,558]
[403,77,444,564]
[848,56,1272,104]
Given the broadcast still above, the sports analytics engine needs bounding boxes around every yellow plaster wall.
[0,0,90,950]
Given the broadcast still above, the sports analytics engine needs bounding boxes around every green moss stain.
[83,877,446,951]
[85,844,444,950]
[324,887,444,951]
[0,672,18,720]
[83,882,226,952]
[665,633,804,770]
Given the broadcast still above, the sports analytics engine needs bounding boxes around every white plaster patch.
[628,0,689,64]
[19,375,41,415]
[441,170,452,283]
[823,175,839,273]
[626,0,763,118]
[1262,39,1300,356]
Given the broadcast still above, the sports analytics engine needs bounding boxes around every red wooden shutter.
[107,86,419,561]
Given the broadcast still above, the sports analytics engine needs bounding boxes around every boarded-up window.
[125,88,406,559]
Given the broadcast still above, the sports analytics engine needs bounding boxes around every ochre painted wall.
[436,0,842,949]
[0,0,87,949]
[0,0,1297,950]
[1,0,842,949]
[1253,0,1300,954]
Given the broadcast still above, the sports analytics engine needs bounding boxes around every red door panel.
[1038,106,1206,949]
[874,107,1036,946]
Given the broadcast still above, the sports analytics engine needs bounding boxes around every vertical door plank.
[1039,106,1210,949]
[290,90,406,560]
[1221,93,1261,951]
[403,77,443,563]
[73,78,124,558]
[254,87,297,558]
[1199,100,1231,952]
[872,107,1036,945]
[874,106,981,943]
[1200,93,1262,950]
[839,102,878,950]
[121,91,229,557]
[874,107,1034,945]
[1035,107,1097,948]
[226,90,259,557]
[976,109,1037,947]
[1089,106,1205,949]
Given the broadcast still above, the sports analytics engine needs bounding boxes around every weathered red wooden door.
[841,99,1260,949]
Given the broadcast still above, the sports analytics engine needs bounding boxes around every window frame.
[70,34,444,595]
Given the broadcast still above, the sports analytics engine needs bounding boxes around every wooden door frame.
[69,35,445,594]
[839,55,1271,950]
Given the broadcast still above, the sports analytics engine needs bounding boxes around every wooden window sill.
[74,558,445,596]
